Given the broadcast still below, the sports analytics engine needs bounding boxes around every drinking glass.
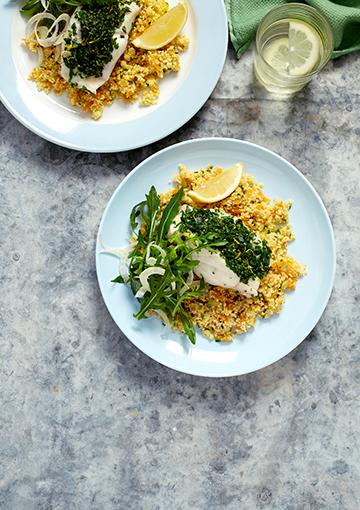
[254,3,334,94]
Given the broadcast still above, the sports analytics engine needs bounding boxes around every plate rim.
[96,137,337,377]
[0,1,228,152]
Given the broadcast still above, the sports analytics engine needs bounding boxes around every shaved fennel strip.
[155,310,171,328]
[145,242,166,266]
[27,12,70,48]
[139,267,165,292]
[179,270,194,296]
[135,266,166,298]
[26,12,56,37]
[37,46,44,65]
[98,237,133,282]
[54,44,62,62]
[135,288,147,299]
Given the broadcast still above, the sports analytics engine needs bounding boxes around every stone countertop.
[1,46,359,510]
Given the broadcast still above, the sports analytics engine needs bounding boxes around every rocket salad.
[106,186,223,344]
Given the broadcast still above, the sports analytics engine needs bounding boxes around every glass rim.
[255,2,335,80]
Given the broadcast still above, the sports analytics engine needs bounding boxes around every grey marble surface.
[1,45,360,510]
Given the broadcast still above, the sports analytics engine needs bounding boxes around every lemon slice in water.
[132,2,188,50]
[263,37,290,75]
[263,20,321,77]
[288,21,321,76]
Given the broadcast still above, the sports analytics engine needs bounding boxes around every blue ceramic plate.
[96,138,336,377]
[0,1,227,152]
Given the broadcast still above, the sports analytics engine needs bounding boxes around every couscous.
[166,165,305,341]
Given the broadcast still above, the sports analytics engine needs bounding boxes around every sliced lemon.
[132,2,188,50]
[263,37,290,74]
[263,20,321,77]
[187,163,243,204]
[288,20,321,76]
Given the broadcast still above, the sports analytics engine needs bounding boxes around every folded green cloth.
[225,0,360,58]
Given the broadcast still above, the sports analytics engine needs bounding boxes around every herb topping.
[180,207,271,282]
[63,1,131,81]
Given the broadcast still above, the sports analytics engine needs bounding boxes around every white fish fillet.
[61,2,140,94]
[168,205,261,297]
[192,249,260,297]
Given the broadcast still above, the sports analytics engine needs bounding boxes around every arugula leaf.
[144,186,160,241]
[21,0,42,17]
[130,200,146,232]
[177,307,196,345]
[128,231,146,276]
[172,277,205,317]
[130,278,141,297]
[130,187,159,237]
[111,275,125,283]
[134,269,170,320]
[156,187,184,243]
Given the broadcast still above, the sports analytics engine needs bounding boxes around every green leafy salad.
[21,0,118,18]
[104,186,271,344]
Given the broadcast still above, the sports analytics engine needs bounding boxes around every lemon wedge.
[187,163,243,204]
[133,2,188,50]
[263,20,321,77]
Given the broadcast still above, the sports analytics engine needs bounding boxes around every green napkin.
[225,0,360,58]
